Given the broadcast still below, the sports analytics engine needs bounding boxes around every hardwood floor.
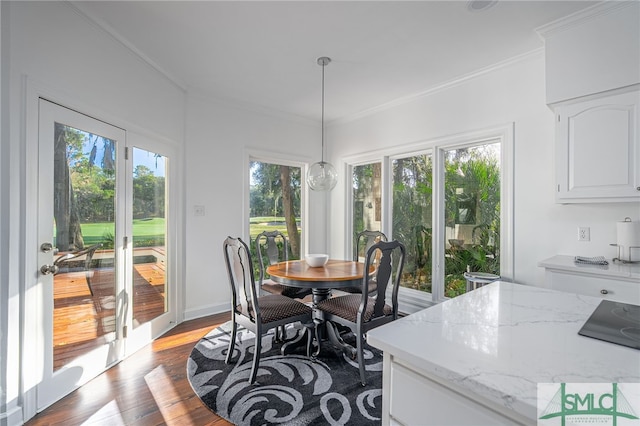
[26,312,234,426]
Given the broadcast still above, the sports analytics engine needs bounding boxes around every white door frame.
[21,79,182,421]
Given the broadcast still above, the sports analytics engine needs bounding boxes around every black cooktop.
[579,300,640,350]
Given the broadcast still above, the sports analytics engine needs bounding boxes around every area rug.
[187,321,383,425]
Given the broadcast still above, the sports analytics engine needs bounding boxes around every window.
[443,142,501,298]
[348,126,513,308]
[249,160,302,259]
[391,153,434,293]
[352,162,382,238]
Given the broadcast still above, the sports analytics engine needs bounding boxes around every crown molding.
[535,1,637,40]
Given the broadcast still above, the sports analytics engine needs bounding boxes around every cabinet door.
[389,362,523,425]
[556,90,640,203]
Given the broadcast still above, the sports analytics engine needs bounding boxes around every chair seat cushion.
[317,294,391,323]
[238,294,312,324]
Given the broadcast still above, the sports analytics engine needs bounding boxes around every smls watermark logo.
[538,383,640,425]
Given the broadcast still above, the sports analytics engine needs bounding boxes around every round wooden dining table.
[266,259,367,357]
[266,259,365,300]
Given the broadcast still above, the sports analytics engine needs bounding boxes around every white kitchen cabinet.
[388,359,524,426]
[555,90,640,203]
[539,2,640,104]
[544,271,639,304]
[539,255,640,304]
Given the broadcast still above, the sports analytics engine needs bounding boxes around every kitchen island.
[367,282,640,425]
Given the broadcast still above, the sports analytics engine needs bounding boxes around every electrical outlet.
[578,226,590,241]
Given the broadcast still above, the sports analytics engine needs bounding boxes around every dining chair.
[223,236,313,384]
[255,230,312,299]
[316,239,405,386]
[343,230,388,294]
[54,243,102,296]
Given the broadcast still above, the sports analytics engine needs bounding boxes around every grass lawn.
[76,217,298,245]
[77,218,165,246]
[249,216,300,239]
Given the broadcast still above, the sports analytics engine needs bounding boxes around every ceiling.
[73,1,599,123]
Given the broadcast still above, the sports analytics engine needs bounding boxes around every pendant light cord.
[321,60,325,163]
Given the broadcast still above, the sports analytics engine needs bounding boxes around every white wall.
[3,2,185,423]
[183,94,321,319]
[0,2,14,424]
[326,51,639,287]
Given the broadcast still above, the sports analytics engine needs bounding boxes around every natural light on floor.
[84,400,126,425]
[145,365,191,424]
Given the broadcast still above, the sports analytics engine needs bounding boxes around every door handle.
[40,264,59,275]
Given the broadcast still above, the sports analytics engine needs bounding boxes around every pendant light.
[306,56,338,191]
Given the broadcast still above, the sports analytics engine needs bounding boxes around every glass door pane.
[132,148,167,327]
[52,124,117,371]
[392,154,433,293]
[444,142,501,297]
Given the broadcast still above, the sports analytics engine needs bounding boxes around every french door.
[36,99,171,410]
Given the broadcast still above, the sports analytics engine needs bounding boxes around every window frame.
[346,124,514,311]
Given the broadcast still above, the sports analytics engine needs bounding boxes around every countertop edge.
[538,255,640,279]
[367,332,537,422]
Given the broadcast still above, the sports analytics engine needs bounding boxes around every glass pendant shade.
[307,161,338,191]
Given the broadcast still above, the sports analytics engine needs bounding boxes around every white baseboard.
[183,302,229,322]
[398,287,436,315]
[0,405,23,426]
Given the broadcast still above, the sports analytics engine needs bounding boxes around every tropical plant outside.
[352,163,382,238]
[391,154,434,293]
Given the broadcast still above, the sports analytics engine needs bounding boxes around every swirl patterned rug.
[187,321,383,425]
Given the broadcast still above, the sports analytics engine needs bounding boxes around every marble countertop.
[539,255,640,280]
[367,282,640,422]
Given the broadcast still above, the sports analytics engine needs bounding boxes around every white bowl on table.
[305,254,329,267]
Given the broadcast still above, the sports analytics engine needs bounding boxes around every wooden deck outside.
[54,262,166,370]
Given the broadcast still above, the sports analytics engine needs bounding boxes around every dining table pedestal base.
[311,318,357,360]
[280,288,357,359]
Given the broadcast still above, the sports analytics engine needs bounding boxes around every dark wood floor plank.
[26,312,233,426]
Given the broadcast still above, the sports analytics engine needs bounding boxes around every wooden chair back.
[223,236,260,323]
